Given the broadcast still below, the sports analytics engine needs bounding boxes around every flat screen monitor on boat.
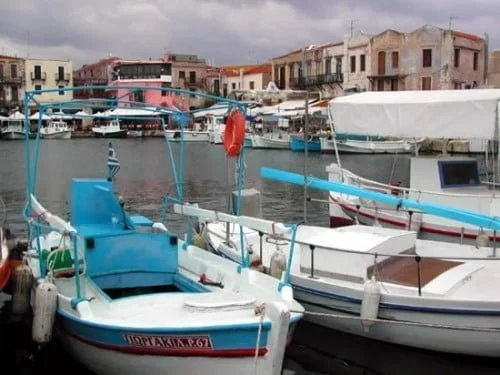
[438,160,480,188]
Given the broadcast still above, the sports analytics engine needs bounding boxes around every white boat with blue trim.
[17,87,304,375]
[198,166,500,358]
[326,89,500,246]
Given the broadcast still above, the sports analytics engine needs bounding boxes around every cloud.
[0,0,497,69]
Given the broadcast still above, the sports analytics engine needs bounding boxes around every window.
[58,66,65,81]
[214,79,220,95]
[306,61,312,76]
[11,64,17,78]
[378,51,386,75]
[360,55,366,72]
[454,48,460,68]
[34,65,42,80]
[189,88,196,97]
[390,79,398,91]
[377,80,384,91]
[422,49,432,68]
[231,82,236,90]
[335,57,342,74]
[350,56,356,73]
[438,160,480,188]
[421,76,432,90]
[11,86,18,101]
[179,71,185,79]
[392,52,399,68]
[0,64,3,78]
[473,52,479,71]
[161,83,169,96]
[58,85,64,95]
[34,84,42,95]
[325,58,332,74]
[189,71,196,83]
[249,81,255,90]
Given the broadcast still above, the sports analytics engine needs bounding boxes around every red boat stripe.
[67,332,268,357]
[329,194,498,240]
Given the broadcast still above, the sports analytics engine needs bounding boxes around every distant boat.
[92,119,128,138]
[40,119,72,139]
[1,111,28,140]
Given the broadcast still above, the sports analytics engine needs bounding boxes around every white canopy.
[96,107,162,117]
[30,111,51,120]
[51,111,73,120]
[8,111,25,120]
[328,89,500,140]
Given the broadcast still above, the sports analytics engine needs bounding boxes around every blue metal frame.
[23,85,276,294]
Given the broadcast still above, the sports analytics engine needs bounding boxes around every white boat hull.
[40,130,72,139]
[165,130,210,142]
[320,138,420,154]
[1,131,26,140]
[251,134,290,149]
[59,329,286,375]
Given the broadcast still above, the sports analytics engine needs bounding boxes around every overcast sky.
[0,0,498,69]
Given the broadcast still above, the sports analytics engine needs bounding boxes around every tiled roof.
[452,31,483,42]
[245,64,272,75]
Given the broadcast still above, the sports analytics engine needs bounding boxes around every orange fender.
[224,109,245,157]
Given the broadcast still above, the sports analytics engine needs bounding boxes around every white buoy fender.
[32,279,58,344]
[360,276,381,332]
[11,264,33,318]
[269,247,287,280]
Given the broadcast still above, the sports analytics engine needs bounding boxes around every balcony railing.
[31,72,47,81]
[0,75,23,84]
[290,72,343,89]
[56,72,71,82]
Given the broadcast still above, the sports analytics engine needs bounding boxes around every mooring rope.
[253,304,266,375]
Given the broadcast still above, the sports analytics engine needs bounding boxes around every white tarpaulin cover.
[328,89,500,139]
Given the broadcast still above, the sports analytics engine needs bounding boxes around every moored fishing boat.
[17,86,304,375]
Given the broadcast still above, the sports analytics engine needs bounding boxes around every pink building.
[109,59,189,110]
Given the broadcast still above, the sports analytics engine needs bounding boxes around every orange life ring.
[224,109,245,157]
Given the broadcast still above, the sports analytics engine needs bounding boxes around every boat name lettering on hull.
[124,333,213,350]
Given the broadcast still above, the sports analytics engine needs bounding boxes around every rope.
[289,309,500,333]
[253,304,266,375]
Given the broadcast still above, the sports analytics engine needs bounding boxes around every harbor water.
[0,138,499,374]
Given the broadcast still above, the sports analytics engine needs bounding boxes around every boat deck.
[375,257,463,287]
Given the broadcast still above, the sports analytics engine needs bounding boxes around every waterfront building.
[220,63,272,98]
[0,55,25,114]
[24,58,73,108]
[163,53,211,109]
[270,42,344,99]
[487,50,500,88]
[73,56,121,99]
[271,24,486,96]
[109,59,178,109]
[369,25,486,91]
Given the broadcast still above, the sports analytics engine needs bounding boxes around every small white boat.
[126,130,144,137]
[40,119,72,139]
[20,92,304,375]
[251,132,291,149]
[92,119,128,138]
[320,137,422,154]
[325,89,500,245]
[202,167,500,358]
[1,111,27,140]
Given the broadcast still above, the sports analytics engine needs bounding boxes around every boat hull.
[40,131,72,139]
[165,130,210,142]
[58,329,275,375]
[290,137,321,152]
[321,138,417,154]
[1,131,26,140]
[292,279,500,358]
[92,130,128,138]
[251,134,290,149]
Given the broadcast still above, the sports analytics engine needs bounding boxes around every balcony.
[31,72,47,81]
[56,72,71,82]
[290,72,343,89]
[0,75,23,84]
